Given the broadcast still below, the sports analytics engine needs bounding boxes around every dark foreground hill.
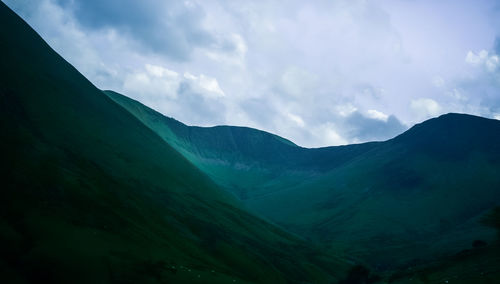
[107,93,500,270]
[0,2,351,283]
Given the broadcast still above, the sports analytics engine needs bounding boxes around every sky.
[4,0,500,147]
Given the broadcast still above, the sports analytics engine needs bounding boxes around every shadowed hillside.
[108,91,500,270]
[3,0,500,282]
[0,2,350,283]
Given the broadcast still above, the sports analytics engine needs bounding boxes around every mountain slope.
[249,113,500,267]
[107,92,500,269]
[0,2,350,283]
[105,90,378,200]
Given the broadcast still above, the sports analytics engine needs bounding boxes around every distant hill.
[0,2,349,283]
[108,91,500,269]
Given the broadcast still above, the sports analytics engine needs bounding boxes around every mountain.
[0,3,351,283]
[107,91,500,270]
[3,0,500,282]
[105,90,378,200]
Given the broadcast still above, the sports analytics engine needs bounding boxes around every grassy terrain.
[105,90,378,200]
[386,207,500,283]
[0,2,351,283]
[3,0,500,282]
[108,93,500,271]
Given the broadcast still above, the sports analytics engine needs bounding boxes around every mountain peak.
[388,112,500,163]
[397,112,499,139]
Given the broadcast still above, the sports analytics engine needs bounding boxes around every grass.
[0,2,351,283]
[3,1,500,282]
[107,92,500,272]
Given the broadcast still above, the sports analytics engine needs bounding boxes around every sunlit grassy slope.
[105,90,377,200]
[107,92,500,270]
[0,2,351,283]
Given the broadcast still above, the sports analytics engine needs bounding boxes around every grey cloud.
[494,37,500,54]
[3,0,37,16]
[176,82,226,126]
[242,98,276,126]
[5,0,500,147]
[55,0,223,61]
[344,112,407,142]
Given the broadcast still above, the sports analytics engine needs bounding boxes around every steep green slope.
[0,2,350,283]
[250,114,500,268]
[105,90,378,200]
[107,92,500,270]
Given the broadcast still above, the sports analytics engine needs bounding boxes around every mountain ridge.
[107,89,500,269]
[3,0,500,282]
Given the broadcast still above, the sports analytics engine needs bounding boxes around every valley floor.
[387,242,500,283]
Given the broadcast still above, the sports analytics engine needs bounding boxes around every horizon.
[5,0,500,147]
[106,89,489,148]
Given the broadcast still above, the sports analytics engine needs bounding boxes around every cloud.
[183,72,225,98]
[445,88,467,101]
[494,37,500,54]
[410,98,442,121]
[205,33,247,66]
[280,66,318,98]
[465,50,489,66]
[121,64,226,126]
[286,113,306,128]
[449,45,500,118]
[343,111,407,142]
[175,80,227,125]
[52,0,219,61]
[311,123,348,146]
[365,109,389,122]
[5,0,500,147]
[466,50,499,72]
[123,64,180,100]
[3,0,118,88]
[335,104,358,117]
[300,111,406,147]
[322,126,348,146]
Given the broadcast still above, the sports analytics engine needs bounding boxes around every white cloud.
[122,64,227,123]
[6,0,500,147]
[365,109,389,122]
[123,64,180,100]
[335,104,358,117]
[312,123,348,147]
[183,72,225,98]
[324,127,348,146]
[410,98,442,121]
[486,55,499,72]
[287,113,306,127]
[465,50,489,66]
[145,64,179,78]
[466,50,499,72]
